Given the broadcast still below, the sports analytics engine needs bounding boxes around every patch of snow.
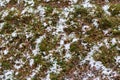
[83,77,88,80]
[26,32,33,38]
[27,65,42,79]
[111,38,117,45]
[115,56,120,64]
[32,35,45,56]
[11,32,17,37]
[103,29,109,35]
[82,25,91,34]
[82,0,94,8]
[102,5,111,15]
[36,35,45,44]
[70,0,78,4]
[1,10,9,19]
[103,39,110,48]
[72,38,79,42]
[29,59,34,67]
[37,5,46,17]
[64,52,72,61]
[105,0,109,2]
[21,7,34,14]
[116,46,120,50]
[56,18,67,33]
[42,73,50,80]
[24,0,34,6]
[14,59,25,70]
[46,27,52,32]
[44,0,50,2]
[3,70,14,80]
[92,19,99,28]
[23,52,31,59]
[0,22,5,29]
[64,43,70,50]
[43,22,47,27]
[3,49,9,55]
[48,61,62,74]
[81,43,118,79]
[0,0,10,6]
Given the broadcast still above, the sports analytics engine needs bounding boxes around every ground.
[0,0,120,80]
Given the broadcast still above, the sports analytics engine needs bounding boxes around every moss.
[1,61,11,69]
[45,5,53,15]
[99,17,120,29]
[74,5,89,17]
[70,41,87,59]
[70,41,80,53]
[39,36,58,52]
[0,22,14,34]
[95,5,104,17]
[50,73,58,80]
[112,26,120,36]
[9,0,18,5]
[93,46,119,68]
[99,17,112,29]
[108,3,120,16]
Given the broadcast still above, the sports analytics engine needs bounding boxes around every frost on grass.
[0,0,120,80]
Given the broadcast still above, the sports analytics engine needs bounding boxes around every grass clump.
[99,17,120,29]
[108,3,120,16]
[93,46,119,68]
[39,36,58,52]
[74,5,89,17]
[95,5,104,17]
[70,41,87,59]
[1,61,11,69]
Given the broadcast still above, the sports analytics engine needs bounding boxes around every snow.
[27,65,42,79]
[0,0,10,6]
[102,5,111,15]
[72,38,79,42]
[70,0,78,4]
[81,42,117,78]
[48,61,62,74]
[0,22,5,29]
[25,32,33,38]
[0,0,119,79]
[56,18,67,33]
[82,0,94,8]
[43,22,47,27]
[1,10,9,19]
[2,70,14,80]
[115,56,120,64]
[103,29,109,35]
[14,59,25,70]
[64,43,70,50]
[92,19,99,28]
[64,52,72,61]
[32,35,46,56]
[37,5,46,17]
[44,0,50,2]
[60,39,64,46]
[29,59,34,67]
[111,38,117,45]
[3,49,9,55]
[43,73,50,80]
[103,39,110,48]
[82,25,91,33]
[11,32,17,37]
[21,7,34,14]
[24,0,34,6]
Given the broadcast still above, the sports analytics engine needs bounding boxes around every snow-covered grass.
[0,0,120,80]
